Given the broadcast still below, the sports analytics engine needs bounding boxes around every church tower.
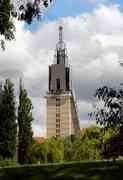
[46,26,80,138]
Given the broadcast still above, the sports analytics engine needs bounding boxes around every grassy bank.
[0,160,123,180]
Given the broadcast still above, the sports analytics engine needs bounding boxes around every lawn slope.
[0,160,123,180]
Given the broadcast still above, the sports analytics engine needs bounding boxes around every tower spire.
[56,26,67,65]
[59,26,63,42]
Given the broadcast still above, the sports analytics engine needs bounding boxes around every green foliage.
[18,81,33,164]
[93,86,123,159]
[102,128,115,143]
[47,137,64,163]
[29,126,104,164]
[14,0,53,24]
[63,136,75,161]
[29,142,48,164]
[0,79,17,159]
[94,86,123,130]
[102,130,123,160]
[29,138,64,164]
[72,126,102,161]
[0,157,17,167]
[0,0,15,50]
[0,0,52,50]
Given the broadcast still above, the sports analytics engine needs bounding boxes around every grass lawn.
[0,160,123,180]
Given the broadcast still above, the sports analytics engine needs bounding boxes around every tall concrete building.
[46,26,80,138]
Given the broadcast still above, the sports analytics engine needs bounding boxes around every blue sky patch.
[26,0,123,32]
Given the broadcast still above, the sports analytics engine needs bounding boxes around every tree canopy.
[18,80,33,164]
[94,86,123,131]
[0,79,17,159]
[0,0,53,49]
[93,86,123,160]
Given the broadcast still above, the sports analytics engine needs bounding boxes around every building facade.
[46,26,80,138]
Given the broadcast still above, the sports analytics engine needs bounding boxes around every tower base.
[46,91,80,138]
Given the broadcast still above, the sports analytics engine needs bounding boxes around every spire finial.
[59,26,63,42]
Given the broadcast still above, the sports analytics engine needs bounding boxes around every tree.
[0,79,17,159]
[28,142,48,164]
[102,132,123,161]
[0,0,15,50]
[93,86,123,160]
[72,127,102,161]
[18,80,33,164]
[47,137,64,163]
[94,86,123,131]
[29,138,64,164]
[27,127,104,164]
[63,136,75,161]
[12,0,53,23]
[0,0,53,49]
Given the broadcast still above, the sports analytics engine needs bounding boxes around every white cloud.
[1,4,123,136]
[80,120,96,127]
[32,97,46,137]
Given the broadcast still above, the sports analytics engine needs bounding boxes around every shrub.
[0,157,17,167]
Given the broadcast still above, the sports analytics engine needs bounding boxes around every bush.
[0,158,17,167]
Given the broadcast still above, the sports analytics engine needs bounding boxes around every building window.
[56,98,60,106]
[56,103,60,107]
[56,78,60,90]
[56,113,60,117]
[56,96,60,137]
[56,117,60,122]
[56,129,60,134]
[66,67,70,90]
[56,124,60,128]
[56,98,59,100]
[56,98,60,102]
[49,66,51,91]
[56,118,60,124]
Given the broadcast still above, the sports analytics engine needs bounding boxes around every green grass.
[0,160,123,180]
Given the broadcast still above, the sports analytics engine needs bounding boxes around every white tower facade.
[46,26,80,138]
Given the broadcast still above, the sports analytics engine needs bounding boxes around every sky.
[1,0,123,136]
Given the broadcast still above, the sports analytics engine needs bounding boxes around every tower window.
[56,129,60,134]
[56,113,60,117]
[56,79,60,90]
[56,124,60,128]
[56,101,60,106]
[66,68,70,91]
[57,51,60,64]
[49,66,51,91]
[56,118,60,123]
